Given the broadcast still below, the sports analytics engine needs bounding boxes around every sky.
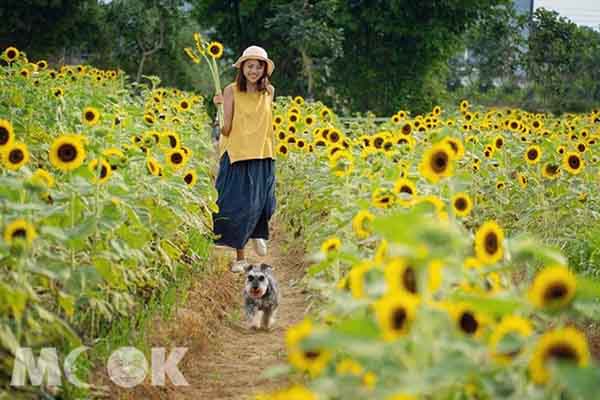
[535,0,600,28]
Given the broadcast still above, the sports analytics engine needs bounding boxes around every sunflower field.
[0,46,217,397]
[263,97,600,399]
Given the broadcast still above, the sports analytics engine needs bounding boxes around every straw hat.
[233,45,275,76]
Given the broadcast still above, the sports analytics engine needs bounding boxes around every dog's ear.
[260,263,272,272]
[244,264,254,273]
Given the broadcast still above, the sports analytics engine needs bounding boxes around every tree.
[264,0,343,99]
[0,0,104,62]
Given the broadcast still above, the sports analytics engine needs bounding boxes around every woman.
[212,45,276,272]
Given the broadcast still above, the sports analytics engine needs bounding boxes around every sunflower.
[3,219,36,246]
[49,135,86,172]
[207,41,224,59]
[0,119,15,149]
[82,107,100,126]
[450,303,486,337]
[319,107,331,119]
[419,142,454,183]
[52,87,64,98]
[88,159,112,184]
[3,47,19,62]
[162,131,181,149]
[542,163,560,180]
[459,100,470,112]
[451,192,473,217]
[474,220,504,265]
[349,261,375,299]
[529,327,590,385]
[442,137,465,160]
[277,143,289,157]
[352,210,374,239]
[143,113,155,126]
[321,236,341,255]
[178,98,191,112]
[19,68,30,78]
[524,145,541,165]
[372,188,396,209]
[329,150,353,177]
[102,148,126,170]
[489,315,533,363]
[286,320,331,377]
[374,291,419,341]
[327,129,342,144]
[146,157,162,176]
[183,170,197,187]
[516,173,528,188]
[31,168,55,188]
[166,148,187,170]
[384,259,418,294]
[399,122,412,136]
[562,151,584,175]
[393,178,417,207]
[2,142,29,171]
[528,265,576,310]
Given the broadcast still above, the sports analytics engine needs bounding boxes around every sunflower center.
[374,138,384,148]
[543,283,568,302]
[568,155,580,169]
[85,111,95,121]
[184,174,193,184]
[304,350,320,360]
[0,127,10,145]
[527,149,538,160]
[546,165,559,175]
[168,135,177,148]
[9,149,24,164]
[391,307,407,330]
[447,141,458,153]
[100,165,108,179]
[484,232,499,255]
[58,143,78,162]
[181,101,189,109]
[383,142,393,151]
[171,153,183,164]
[330,133,339,143]
[400,185,413,195]
[496,139,504,148]
[546,344,577,363]
[454,197,467,211]
[402,124,411,135]
[459,311,478,334]
[379,196,390,204]
[11,228,27,239]
[7,49,17,59]
[431,151,449,173]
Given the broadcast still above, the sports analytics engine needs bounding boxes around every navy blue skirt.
[213,152,276,249]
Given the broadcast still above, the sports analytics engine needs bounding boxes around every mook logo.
[11,346,189,388]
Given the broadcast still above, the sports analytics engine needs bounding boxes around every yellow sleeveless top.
[219,82,274,163]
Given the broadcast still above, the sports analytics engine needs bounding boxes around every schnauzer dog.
[243,263,280,330]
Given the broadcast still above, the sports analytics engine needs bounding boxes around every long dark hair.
[235,59,270,93]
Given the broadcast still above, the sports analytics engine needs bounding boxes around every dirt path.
[173,222,308,399]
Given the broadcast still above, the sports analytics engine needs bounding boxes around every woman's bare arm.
[221,85,234,137]
[213,86,235,137]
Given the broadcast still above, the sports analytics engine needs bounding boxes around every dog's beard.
[248,287,266,299]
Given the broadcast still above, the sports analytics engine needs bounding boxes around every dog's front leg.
[250,310,263,330]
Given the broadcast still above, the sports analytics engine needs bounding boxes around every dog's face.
[244,263,272,299]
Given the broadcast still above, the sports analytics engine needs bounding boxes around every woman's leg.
[236,248,245,261]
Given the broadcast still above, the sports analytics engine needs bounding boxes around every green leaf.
[554,363,600,398]
[576,276,600,301]
[450,293,522,317]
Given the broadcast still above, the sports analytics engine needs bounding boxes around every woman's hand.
[213,94,224,105]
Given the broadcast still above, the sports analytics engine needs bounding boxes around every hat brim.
[233,56,275,76]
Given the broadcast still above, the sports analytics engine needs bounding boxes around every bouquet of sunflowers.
[185,33,225,127]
